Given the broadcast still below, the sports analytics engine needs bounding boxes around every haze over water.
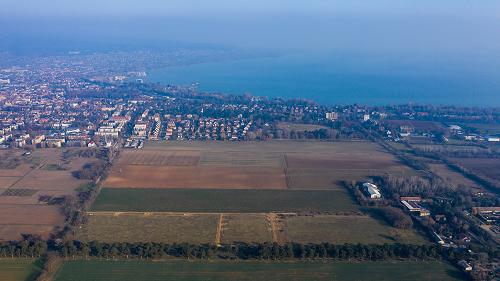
[148,53,500,106]
[2,0,500,106]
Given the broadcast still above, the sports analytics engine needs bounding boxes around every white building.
[363,182,381,199]
[325,112,338,121]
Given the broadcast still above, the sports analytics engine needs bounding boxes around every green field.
[92,188,359,213]
[54,260,465,281]
[0,259,42,281]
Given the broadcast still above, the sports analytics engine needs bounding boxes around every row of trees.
[57,241,442,261]
[0,236,47,258]
[378,207,413,229]
[72,160,109,181]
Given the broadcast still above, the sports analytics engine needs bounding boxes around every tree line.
[56,241,442,261]
[0,238,444,262]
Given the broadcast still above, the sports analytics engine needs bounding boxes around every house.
[458,260,472,271]
[362,183,381,199]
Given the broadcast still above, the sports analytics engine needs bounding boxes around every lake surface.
[148,53,500,106]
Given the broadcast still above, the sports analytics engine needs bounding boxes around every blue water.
[148,53,500,106]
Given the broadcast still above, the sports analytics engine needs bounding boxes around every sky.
[1,0,500,59]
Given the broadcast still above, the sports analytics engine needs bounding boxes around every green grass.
[0,258,43,281]
[92,188,359,213]
[54,260,465,281]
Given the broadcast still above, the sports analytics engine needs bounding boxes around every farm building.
[402,200,430,217]
[362,182,381,199]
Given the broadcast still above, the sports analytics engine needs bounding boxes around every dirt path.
[214,214,224,246]
[267,213,279,243]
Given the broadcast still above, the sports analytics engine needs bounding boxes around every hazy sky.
[2,0,500,58]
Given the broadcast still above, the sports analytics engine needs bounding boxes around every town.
[0,52,499,281]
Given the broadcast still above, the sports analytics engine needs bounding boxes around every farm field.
[105,141,415,190]
[104,166,287,189]
[54,260,464,281]
[428,164,482,190]
[276,122,329,132]
[220,214,272,244]
[91,188,360,213]
[460,122,500,135]
[0,258,42,281]
[451,158,500,183]
[282,215,428,244]
[0,148,96,241]
[76,213,219,244]
[116,150,200,166]
[76,211,429,245]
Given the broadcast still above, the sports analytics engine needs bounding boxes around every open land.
[91,188,359,213]
[104,141,416,189]
[282,214,428,244]
[0,149,95,241]
[76,212,426,245]
[0,259,42,281]
[428,164,482,190]
[276,122,329,132]
[451,158,500,183]
[76,212,219,244]
[54,260,464,281]
[86,141,429,246]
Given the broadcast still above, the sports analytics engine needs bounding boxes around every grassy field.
[0,259,42,281]
[283,215,428,244]
[76,213,219,243]
[91,188,359,213]
[54,260,464,281]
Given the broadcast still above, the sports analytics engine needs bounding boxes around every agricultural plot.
[276,122,329,132]
[104,166,287,189]
[220,214,272,244]
[92,188,359,213]
[285,153,400,170]
[0,204,64,241]
[0,148,97,241]
[429,164,481,190]
[0,164,33,177]
[0,259,42,281]
[282,215,428,244]
[76,213,219,244]
[106,141,414,190]
[0,177,21,189]
[285,168,414,189]
[200,151,284,167]
[54,260,464,281]
[451,158,500,183]
[144,140,391,154]
[12,169,87,192]
[1,189,38,197]
[116,150,200,166]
